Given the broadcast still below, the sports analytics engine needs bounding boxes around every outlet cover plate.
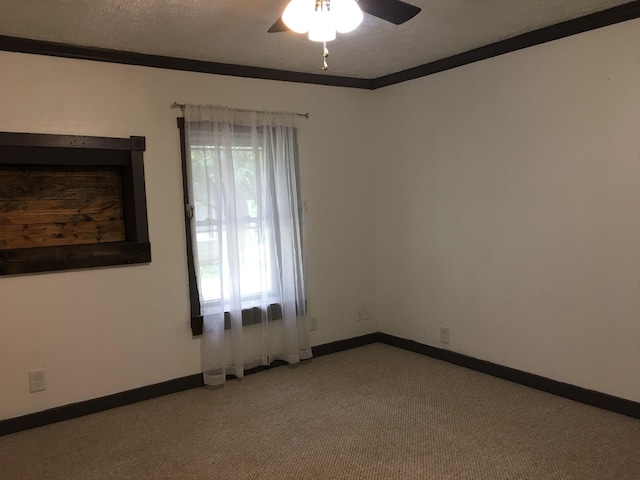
[439,327,450,344]
[29,369,46,393]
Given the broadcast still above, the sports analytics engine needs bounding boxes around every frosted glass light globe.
[332,0,363,33]
[307,10,336,42]
[282,0,313,34]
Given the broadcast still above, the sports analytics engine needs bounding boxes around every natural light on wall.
[282,0,364,69]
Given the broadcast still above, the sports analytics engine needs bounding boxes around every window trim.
[178,118,205,335]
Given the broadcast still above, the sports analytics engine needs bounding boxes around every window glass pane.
[191,142,272,304]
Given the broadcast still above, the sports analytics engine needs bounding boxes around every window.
[189,137,277,304]
[178,106,311,385]
[177,110,305,338]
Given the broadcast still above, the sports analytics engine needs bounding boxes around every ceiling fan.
[268,0,421,70]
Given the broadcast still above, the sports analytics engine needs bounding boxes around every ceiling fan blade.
[268,16,290,33]
[357,0,421,25]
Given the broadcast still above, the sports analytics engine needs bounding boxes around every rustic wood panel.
[0,167,122,201]
[0,199,123,225]
[0,220,125,249]
[0,165,126,249]
[0,132,150,275]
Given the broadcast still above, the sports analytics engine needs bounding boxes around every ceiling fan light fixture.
[332,0,363,33]
[282,0,363,38]
[308,9,337,42]
[273,0,421,71]
[282,0,312,33]
[280,0,367,69]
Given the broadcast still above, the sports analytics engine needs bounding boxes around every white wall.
[373,18,640,403]
[3,16,639,422]
[0,52,377,420]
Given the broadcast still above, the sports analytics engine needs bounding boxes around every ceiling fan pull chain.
[322,41,329,70]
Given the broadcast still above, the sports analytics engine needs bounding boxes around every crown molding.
[372,0,640,88]
[0,1,639,89]
[0,34,372,89]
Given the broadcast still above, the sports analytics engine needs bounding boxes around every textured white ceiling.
[0,0,634,78]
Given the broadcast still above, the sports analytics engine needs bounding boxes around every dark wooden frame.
[0,132,151,275]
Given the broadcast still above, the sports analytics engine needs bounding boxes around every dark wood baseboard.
[377,332,640,420]
[0,373,204,437]
[4,331,636,436]
[311,332,378,357]
[0,334,377,436]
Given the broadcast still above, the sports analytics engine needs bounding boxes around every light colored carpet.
[1,343,640,479]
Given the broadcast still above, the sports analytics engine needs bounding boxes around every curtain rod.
[171,102,309,119]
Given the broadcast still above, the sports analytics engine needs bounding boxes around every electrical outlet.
[309,317,318,331]
[29,369,46,393]
[439,327,450,345]
[357,306,373,321]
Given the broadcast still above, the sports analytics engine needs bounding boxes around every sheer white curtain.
[184,105,312,386]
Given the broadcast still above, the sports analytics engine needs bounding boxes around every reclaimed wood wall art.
[0,165,126,249]
[0,132,151,275]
